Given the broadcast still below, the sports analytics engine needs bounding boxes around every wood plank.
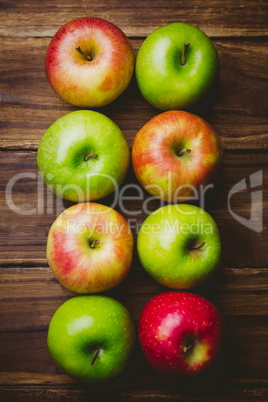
[0,37,268,150]
[0,152,267,267]
[0,267,267,395]
[0,267,267,332]
[1,0,267,37]
[0,1,267,400]
[0,384,267,402]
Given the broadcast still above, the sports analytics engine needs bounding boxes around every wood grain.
[0,151,267,267]
[0,316,267,380]
[0,38,268,150]
[1,0,268,399]
[1,0,267,37]
[0,267,268,332]
[0,385,267,402]
[0,268,267,397]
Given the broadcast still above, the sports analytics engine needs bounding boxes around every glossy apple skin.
[46,17,134,107]
[132,110,222,202]
[37,110,130,202]
[136,22,219,111]
[47,295,135,384]
[47,203,133,293]
[137,204,221,289]
[139,292,223,377]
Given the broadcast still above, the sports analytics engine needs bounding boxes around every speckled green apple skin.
[136,23,219,111]
[37,110,130,202]
[47,296,135,384]
[137,204,221,289]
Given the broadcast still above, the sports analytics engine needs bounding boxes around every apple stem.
[178,149,191,157]
[183,344,192,354]
[76,46,92,61]
[180,43,189,66]
[90,240,99,248]
[84,153,98,161]
[191,241,205,250]
[90,348,100,366]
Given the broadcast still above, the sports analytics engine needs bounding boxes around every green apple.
[37,110,130,202]
[47,295,135,384]
[137,204,221,289]
[136,23,219,111]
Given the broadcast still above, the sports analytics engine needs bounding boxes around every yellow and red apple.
[132,110,223,202]
[47,203,133,293]
[45,17,134,107]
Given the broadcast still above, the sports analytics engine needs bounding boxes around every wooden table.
[0,1,267,400]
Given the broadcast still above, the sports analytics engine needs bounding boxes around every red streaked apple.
[45,17,134,107]
[47,202,133,293]
[132,110,223,202]
[139,291,223,377]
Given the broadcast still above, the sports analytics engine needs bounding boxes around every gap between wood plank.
[0,147,268,154]
[2,35,268,40]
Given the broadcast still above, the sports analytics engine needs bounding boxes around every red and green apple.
[132,110,222,202]
[47,295,135,384]
[46,17,134,107]
[47,202,133,293]
[139,291,223,377]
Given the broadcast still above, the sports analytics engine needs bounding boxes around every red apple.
[139,292,223,377]
[132,111,223,202]
[47,202,133,293]
[45,17,134,107]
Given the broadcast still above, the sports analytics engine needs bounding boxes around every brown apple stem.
[84,153,98,161]
[191,241,205,250]
[183,344,192,354]
[90,348,100,366]
[180,43,189,66]
[90,240,99,249]
[178,149,191,157]
[76,46,92,61]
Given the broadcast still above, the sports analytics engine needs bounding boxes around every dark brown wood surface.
[0,0,267,401]
[1,38,268,150]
